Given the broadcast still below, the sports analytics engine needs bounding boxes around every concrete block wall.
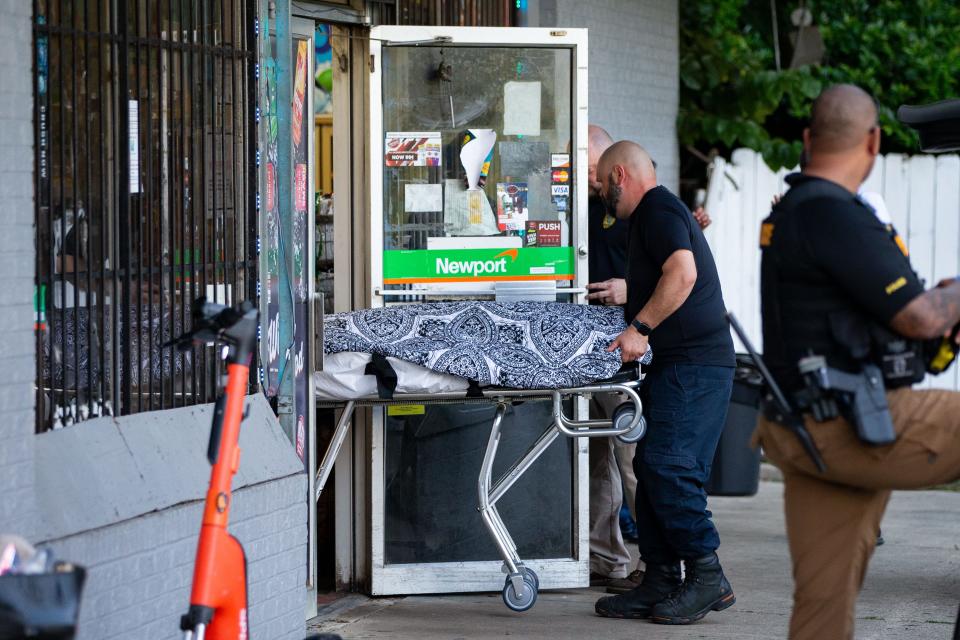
[0,0,37,538]
[539,0,680,193]
[50,475,308,640]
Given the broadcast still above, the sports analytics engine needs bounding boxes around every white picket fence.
[703,148,960,391]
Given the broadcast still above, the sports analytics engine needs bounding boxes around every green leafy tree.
[679,0,960,170]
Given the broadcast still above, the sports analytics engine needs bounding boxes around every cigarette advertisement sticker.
[291,41,308,147]
[385,132,442,167]
[383,247,574,284]
[525,221,563,247]
[496,182,529,232]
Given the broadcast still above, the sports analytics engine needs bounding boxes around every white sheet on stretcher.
[315,351,470,400]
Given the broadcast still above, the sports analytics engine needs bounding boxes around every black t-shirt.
[625,186,735,367]
[587,196,629,301]
[761,174,925,391]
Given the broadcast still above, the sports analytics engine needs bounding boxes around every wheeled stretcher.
[313,359,646,612]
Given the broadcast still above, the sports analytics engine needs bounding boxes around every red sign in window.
[526,220,562,247]
[295,163,307,212]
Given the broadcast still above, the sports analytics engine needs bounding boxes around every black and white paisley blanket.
[323,301,652,389]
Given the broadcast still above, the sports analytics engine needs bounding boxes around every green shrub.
[679,0,960,170]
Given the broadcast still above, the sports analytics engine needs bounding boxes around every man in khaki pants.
[582,124,638,590]
[756,83,960,640]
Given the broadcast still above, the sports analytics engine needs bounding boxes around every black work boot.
[594,562,681,619]
[649,552,735,625]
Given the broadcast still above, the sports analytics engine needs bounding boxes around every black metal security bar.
[33,0,258,432]
[367,0,519,27]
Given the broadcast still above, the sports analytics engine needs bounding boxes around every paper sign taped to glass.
[385,132,441,166]
[503,81,542,136]
[405,183,443,212]
[445,129,499,236]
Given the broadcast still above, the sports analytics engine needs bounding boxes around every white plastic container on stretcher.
[314,351,646,612]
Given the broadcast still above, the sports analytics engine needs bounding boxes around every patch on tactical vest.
[885,276,908,295]
[893,233,909,257]
[759,223,774,247]
[602,213,616,229]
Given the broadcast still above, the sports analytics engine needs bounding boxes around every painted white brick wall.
[540,0,680,192]
[49,475,308,640]
[0,0,37,538]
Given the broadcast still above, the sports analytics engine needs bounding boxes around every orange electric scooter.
[172,299,342,640]
[172,298,259,640]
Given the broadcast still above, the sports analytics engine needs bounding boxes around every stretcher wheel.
[613,403,646,444]
[502,574,538,612]
[521,567,540,591]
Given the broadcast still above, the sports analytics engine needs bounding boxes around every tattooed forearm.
[926,284,960,333]
[891,282,960,339]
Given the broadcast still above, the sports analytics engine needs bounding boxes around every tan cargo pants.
[755,387,960,640]
[588,393,633,579]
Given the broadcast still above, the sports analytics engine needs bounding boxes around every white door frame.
[365,25,591,595]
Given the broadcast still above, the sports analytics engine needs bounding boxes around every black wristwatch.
[630,319,652,336]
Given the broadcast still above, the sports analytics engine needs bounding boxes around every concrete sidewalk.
[308,481,960,639]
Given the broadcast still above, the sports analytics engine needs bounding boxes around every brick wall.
[31,395,309,639]
[0,0,37,538]
[50,475,307,640]
[540,0,680,192]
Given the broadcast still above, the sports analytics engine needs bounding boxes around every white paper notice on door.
[404,183,443,212]
[128,99,141,193]
[503,81,541,136]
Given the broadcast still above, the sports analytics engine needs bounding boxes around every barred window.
[368,0,520,27]
[33,0,257,431]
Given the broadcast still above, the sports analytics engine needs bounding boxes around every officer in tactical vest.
[756,84,960,640]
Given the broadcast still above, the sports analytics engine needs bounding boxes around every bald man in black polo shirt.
[593,141,736,626]
[584,127,714,596]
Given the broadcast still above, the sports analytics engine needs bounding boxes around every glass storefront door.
[365,25,590,594]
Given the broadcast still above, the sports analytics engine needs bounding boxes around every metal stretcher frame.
[314,370,645,612]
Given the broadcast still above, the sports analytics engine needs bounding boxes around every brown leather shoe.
[605,568,645,594]
[590,571,622,587]
[590,572,623,587]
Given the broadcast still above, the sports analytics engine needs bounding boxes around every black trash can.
[705,354,764,497]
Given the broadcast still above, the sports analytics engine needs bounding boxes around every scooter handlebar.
[166,298,259,365]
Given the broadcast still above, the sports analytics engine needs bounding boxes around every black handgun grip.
[727,311,828,473]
